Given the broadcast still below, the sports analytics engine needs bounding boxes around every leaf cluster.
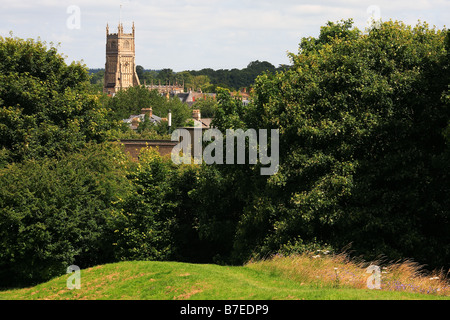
[0,35,114,163]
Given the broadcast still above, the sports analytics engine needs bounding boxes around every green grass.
[1,258,449,300]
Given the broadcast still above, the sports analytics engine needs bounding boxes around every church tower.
[103,22,140,95]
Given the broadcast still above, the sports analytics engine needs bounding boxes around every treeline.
[90,60,285,92]
[1,19,449,288]
[184,60,285,90]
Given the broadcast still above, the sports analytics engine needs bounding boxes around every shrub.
[0,35,114,163]
[212,20,450,268]
[0,143,133,287]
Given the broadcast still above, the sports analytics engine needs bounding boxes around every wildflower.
[312,255,320,259]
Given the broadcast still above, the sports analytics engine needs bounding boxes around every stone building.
[145,81,185,95]
[103,22,141,95]
[122,108,162,130]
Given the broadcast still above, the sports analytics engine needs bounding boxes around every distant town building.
[145,81,185,95]
[122,108,161,130]
[176,90,216,107]
[144,82,217,107]
[122,107,212,131]
[231,88,251,105]
[191,109,213,128]
[103,22,140,95]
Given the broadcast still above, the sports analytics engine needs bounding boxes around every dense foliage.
[91,60,282,92]
[103,85,191,125]
[185,60,281,91]
[0,143,133,286]
[100,85,192,138]
[0,36,114,164]
[1,19,449,288]
[208,19,450,267]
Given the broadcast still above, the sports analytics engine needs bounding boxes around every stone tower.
[103,22,140,95]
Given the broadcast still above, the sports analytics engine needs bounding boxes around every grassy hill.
[1,253,449,300]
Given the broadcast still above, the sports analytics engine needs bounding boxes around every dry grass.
[246,251,450,296]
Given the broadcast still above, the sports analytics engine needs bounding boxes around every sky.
[1,0,449,71]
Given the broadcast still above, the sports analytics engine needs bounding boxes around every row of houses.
[123,107,213,131]
[119,88,252,160]
[122,87,250,131]
[147,85,251,106]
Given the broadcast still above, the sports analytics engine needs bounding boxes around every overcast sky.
[1,0,449,71]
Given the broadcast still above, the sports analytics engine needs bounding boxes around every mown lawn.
[1,260,448,300]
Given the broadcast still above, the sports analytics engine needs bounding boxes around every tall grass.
[246,251,450,296]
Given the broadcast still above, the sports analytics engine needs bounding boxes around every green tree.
[136,65,145,83]
[0,143,134,286]
[232,19,450,268]
[111,148,205,262]
[187,61,277,91]
[111,148,174,261]
[143,69,159,85]
[0,36,114,163]
[104,85,163,120]
[89,69,105,85]
[157,68,176,83]
[136,114,153,134]
[103,85,191,130]
[175,70,193,90]
[189,75,211,92]
[164,95,192,130]
[191,95,218,118]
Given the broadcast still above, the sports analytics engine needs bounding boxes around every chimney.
[141,107,152,118]
[192,109,201,121]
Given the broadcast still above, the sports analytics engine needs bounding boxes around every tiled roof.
[123,113,162,130]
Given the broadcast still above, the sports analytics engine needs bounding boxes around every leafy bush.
[111,149,176,261]
[111,147,245,265]
[197,20,450,269]
[0,35,114,163]
[230,20,450,268]
[103,85,191,130]
[1,20,449,289]
[0,143,133,287]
